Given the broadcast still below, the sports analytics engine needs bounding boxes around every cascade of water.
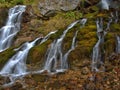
[92,18,104,72]
[44,19,87,72]
[92,17,112,72]
[99,0,112,10]
[40,30,58,44]
[0,30,57,86]
[0,38,41,87]
[0,5,26,52]
[116,36,120,54]
[61,30,78,69]
[0,38,41,75]
[111,11,119,23]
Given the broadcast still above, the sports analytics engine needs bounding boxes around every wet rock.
[22,5,34,23]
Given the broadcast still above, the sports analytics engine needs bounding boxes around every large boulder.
[38,0,81,16]
[38,0,101,16]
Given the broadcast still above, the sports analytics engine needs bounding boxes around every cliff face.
[0,0,120,90]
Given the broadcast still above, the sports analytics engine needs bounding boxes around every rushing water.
[44,19,87,73]
[92,17,112,72]
[61,30,78,69]
[116,36,120,54]
[0,38,41,86]
[0,5,26,52]
[0,30,57,87]
[111,11,119,23]
[0,1,119,88]
[0,38,40,75]
[98,0,113,10]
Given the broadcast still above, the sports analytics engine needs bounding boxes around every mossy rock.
[27,28,64,66]
[111,23,120,34]
[84,12,98,19]
[105,32,116,56]
[27,40,51,68]
[0,48,15,69]
[62,23,81,53]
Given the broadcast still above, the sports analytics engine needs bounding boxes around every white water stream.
[0,5,26,52]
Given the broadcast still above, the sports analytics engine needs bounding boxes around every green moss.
[0,2,10,7]
[104,33,116,55]
[34,11,78,35]
[49,29,64,40]
[84,12,98,19]
[111,23,120,33]
[62,23,81,53]
[27,28,64,65]
[0,0,34,7]
[68,20,97,65]
[0,48,15,69]
[90,6,99,12]
[64,11,83,20]
[113,23,120,30]
[27,39,51,66]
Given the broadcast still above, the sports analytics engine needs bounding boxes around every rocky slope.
[0,0,120,90]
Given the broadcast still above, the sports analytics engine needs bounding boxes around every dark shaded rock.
[0,8,8,28]
[44,10,56,17]
[22,5,34,23]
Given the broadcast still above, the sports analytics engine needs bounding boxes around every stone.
[38,0,81,16]
[44,10,56,17]
[81,67,90,75]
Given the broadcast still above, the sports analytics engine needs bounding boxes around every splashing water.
[0,5,26,52]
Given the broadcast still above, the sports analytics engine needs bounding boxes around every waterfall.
[0,30,57,87]
[0,38,41,86]
[0,5,26,52]
[111,11,119,23]
[61,30,78,69]
[98,0,112,10]
[0,38,41,75]
[92,17,112,72]
[92,18,104,72]
[40,30,58,44]
[44,19,87,73]
[116,36,120,54]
